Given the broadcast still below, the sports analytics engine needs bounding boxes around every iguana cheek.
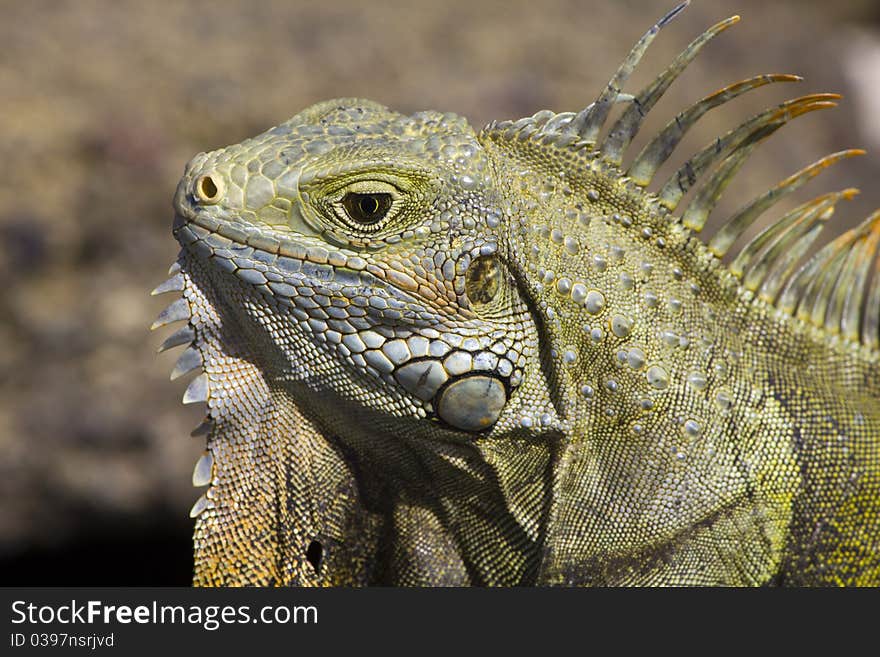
[435,375,508,432]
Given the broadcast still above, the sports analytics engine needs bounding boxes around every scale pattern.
[154,3,880,585]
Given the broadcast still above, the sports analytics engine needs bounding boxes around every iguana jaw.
[170,200,555,585]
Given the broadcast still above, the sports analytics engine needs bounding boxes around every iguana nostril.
[195,174,223,204]
[436,375,507,432]
[465,255,501,307]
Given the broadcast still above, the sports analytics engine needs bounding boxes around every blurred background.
[2,0,879,585]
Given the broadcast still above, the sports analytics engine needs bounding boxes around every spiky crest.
[484,3,879,352]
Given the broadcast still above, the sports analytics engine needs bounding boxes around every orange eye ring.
[195,174,223,204]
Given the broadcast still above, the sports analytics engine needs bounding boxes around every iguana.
[152,2,880,586]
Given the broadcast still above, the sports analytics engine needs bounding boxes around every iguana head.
[172,97,547,436]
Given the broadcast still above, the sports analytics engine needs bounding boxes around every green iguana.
[153,2,880,586]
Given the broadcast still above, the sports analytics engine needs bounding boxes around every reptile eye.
[342,192,392,225]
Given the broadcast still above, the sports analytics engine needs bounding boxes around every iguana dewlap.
[154,2,880,586]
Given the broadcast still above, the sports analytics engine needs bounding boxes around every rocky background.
[2,0,879,584]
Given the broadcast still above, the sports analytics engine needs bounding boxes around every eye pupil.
[359,196,379,215]
[342,192,392,225]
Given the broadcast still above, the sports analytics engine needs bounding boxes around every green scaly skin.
[156,6,880,586]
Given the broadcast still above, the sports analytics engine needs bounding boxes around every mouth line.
[173,210,492,335]
[174,210,372,273]
[173,211,454,327]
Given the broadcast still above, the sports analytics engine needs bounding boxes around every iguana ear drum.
[435,374,507,433]
[465,255,501,307]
